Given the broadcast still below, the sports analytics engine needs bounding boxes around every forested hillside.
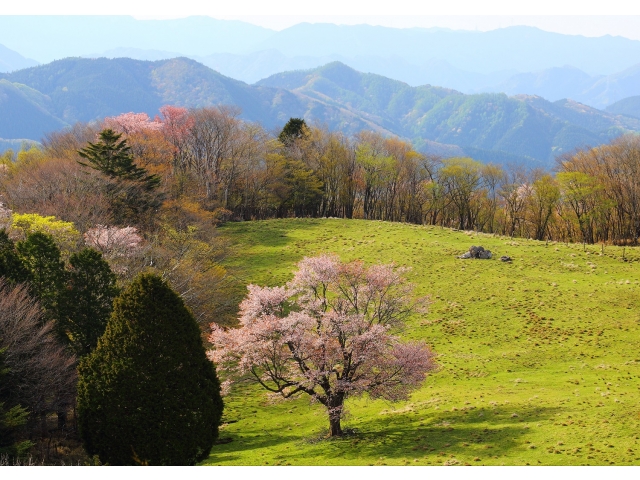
[2,58,640,166]
[606,95,640,119]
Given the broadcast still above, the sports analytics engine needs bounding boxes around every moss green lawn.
[203,218,640,466]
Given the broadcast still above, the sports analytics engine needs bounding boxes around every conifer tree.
[77,273,223,465]
[59,248,118,357]
[78,129,159,191]
[278,117,308,145]
[0,230,29,285]
[77,129,161,225]
[16,232,66,321]
[0,347,32,459]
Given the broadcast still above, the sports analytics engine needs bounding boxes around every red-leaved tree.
[209,254,436,436]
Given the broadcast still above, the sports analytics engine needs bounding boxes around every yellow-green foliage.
[205,218,640,466]
[11,213,80,253]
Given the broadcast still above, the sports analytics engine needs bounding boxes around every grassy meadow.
[203,218,640,466]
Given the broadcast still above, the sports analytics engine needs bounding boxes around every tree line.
[25,107,640,245]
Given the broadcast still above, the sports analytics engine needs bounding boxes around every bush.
[77,273,223,465]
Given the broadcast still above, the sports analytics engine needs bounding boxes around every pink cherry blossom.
[84,225,143,258]
[104,112,163,134]
[208,254,436,436]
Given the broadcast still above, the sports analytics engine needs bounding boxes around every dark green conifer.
[0,230,29,284]
[278,117,308,145]
[77,273,223,465]
[16,232,66,320]
[78,129,160,191]
[0,347,32,459]
[59,248,119,357]
[78,129,161,225]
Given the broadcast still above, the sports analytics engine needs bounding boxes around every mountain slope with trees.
[2,57,640,165]
[606,95,640,119]
[260,63,640,163]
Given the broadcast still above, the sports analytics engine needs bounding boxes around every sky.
[1,1,640,39]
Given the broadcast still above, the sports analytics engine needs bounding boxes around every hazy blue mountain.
[195,50,341,84]
[86,47,183,62]
[0,43,38,72]
[3,16,640,78]
[192,50,516,90]
[255,24,640,76]
[0,16,275,62]
[575,64,640,108]
[484,66,597,102]
[2,57,638,166]
[479,63,640,109]
[605,95,640,119]
[260,62,640,164]
[0,79,67,138]
[0,57,396,141]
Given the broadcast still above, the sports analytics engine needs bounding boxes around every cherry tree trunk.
[329,417,343,437]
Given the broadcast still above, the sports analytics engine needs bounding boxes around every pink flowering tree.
[84,225,144,258]
[104,112,163,135]
[159,105,193,172]
[209,254,436,436]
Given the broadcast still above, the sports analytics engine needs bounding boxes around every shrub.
[77,273,223,465]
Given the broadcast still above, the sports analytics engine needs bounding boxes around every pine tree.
[278,117,308,145]
[16,232,66,321]
[77,129,161,225]
[78,129,160,191]
[59,248,119,357]
[77,273,223,465]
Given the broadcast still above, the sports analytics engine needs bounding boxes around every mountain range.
[3,17,640,76]
[4,17,640,110]
[2,56,639,167]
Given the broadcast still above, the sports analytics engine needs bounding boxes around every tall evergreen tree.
[77,274,223,465]
[0,346,32,460]
[0,230,29,285]
[78,129,161,225]
[16,232,66,321]
[78,129,160,191]
[59,248,118,357]
[278,117,308,145]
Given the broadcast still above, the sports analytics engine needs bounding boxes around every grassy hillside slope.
[206,218,640,466]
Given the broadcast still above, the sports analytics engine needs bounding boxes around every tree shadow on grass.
[204,403,562,465]
[273,404,562,465]
[205,429,309,464]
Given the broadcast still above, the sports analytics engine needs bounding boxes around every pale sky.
[2,1,640,39]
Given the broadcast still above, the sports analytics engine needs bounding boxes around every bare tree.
[0,280,76,436]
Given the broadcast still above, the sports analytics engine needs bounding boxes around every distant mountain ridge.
[0,43,38,73]
[6,16,640,110]
[485,63,640,109]
[5,17,640,76]
[1,57,639,167]
[258,62,640,163]
[606,95,640,119]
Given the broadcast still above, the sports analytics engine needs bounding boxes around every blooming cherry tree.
[209,254,436,436]
[104,112,163,135]
[84,225,143,258]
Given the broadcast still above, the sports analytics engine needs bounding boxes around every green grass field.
[203,218,640,466]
